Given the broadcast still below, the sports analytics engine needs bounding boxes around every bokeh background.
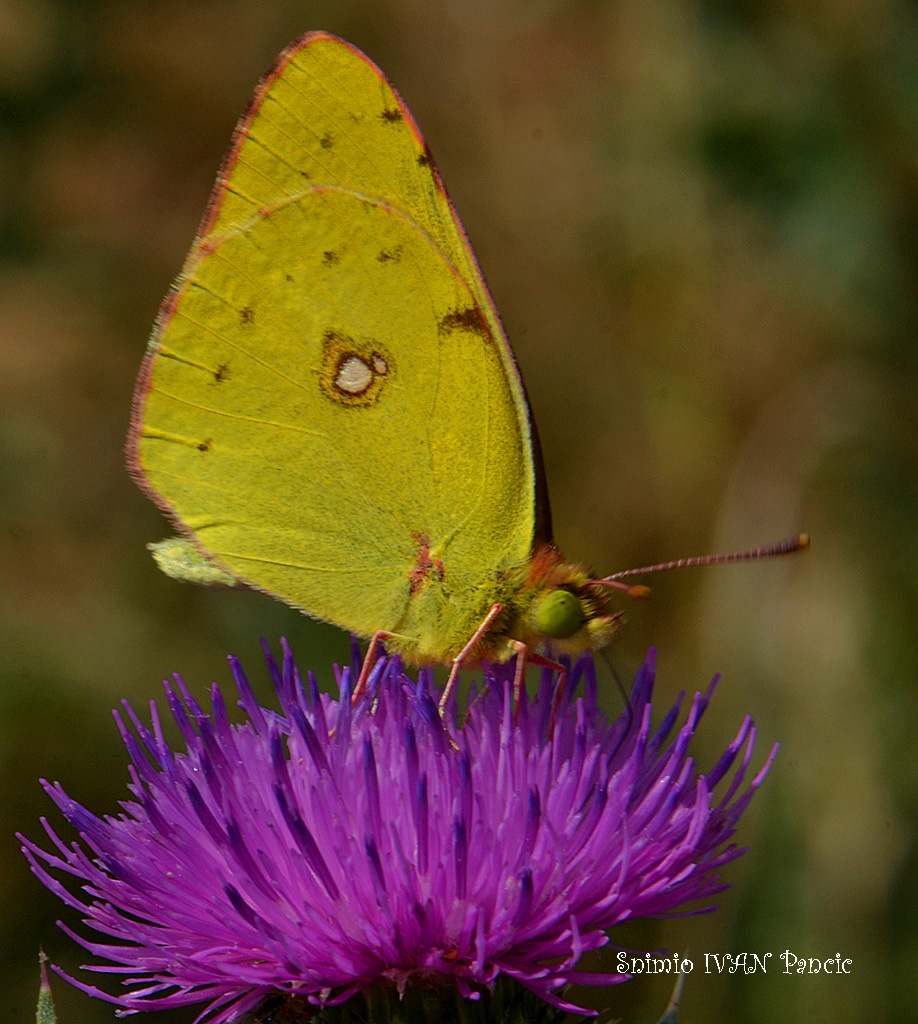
[1,1,915,1022]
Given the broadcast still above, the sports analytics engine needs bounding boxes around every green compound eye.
[534,589,586,640]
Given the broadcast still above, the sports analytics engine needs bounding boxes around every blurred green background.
[1,1,915,1022]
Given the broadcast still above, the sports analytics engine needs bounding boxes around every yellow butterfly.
[128,33,806,706]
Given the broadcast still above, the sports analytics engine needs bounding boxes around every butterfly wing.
[128,33,541,649]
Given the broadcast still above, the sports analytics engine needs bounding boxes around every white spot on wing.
[335,355,373,395]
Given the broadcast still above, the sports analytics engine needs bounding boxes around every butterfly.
[128,33,806,708]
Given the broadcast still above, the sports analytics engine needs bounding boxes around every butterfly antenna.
[595,532,809,586]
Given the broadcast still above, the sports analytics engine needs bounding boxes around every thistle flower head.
[21,645,775,1022]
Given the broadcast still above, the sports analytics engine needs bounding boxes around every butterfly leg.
[439,603,505,716]
[352,630,393,704]
[507,644,567,728]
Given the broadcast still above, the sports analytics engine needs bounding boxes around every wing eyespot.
[318,330,393,409]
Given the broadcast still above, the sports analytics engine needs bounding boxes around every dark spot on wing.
[213,363,230,383]
[322,251,340,265]
[380,107,402,124]
[197,438,212,452]
[438,306,489,337]
[377,246,402,263]
[240,307,254,325]
[319,132,333,149]
[417,146,433,168]
[286,273,294,283]
[409,532,445,594]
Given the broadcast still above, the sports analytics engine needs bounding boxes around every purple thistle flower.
[20,645,776,1023]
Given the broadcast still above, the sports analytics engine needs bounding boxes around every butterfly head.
[523,545,631,657]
